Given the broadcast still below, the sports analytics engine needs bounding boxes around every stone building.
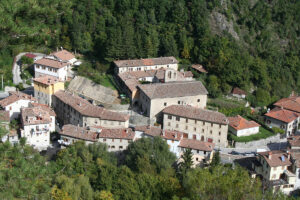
[134,125,214,166]
[162,105,228,147]
[117,68,194,104]
[33,75,64,106]
[137,81,208,121]
[113,57,178,74]
[59,124,136,152]
[53,91,130,128]
[0,91,36,121]
[20,105,56,150]
[252,150,296,194]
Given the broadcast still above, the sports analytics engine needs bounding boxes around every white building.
[20,104,56,150]
[0,110,19,145]
[228,115,260,137]
[34,58,71,81]
[137,81,208,121]
[265,108,300,137]
[113,57,178,74]
[0,91,36,121]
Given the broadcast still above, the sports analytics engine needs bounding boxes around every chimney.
[268,152,272,159]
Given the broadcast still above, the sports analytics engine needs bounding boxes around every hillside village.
[1,49,300,195]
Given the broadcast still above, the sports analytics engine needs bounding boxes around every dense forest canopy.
[0,138,296,199]
[0,0,300,105]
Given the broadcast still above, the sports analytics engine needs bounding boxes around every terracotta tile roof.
[114,57,178,68]
[98,128,135,140]
[60,124,135,141]
[181,71,194,78]
[191,64,207,73]
[0,91,36,107]
[232,87,246,95]
[60,124,98,142]
[21,106,52,126]
[274,96,300,113]
[24,53,36,58]
[52,50,75,61]
[118,70,157,92]
[258,150,292,167]
[30,103,56,116]
[179,138,214,152]
[0,110,9,122]
[33,75,63,85]
[287,136,300,148]
[135,125,183,140]
[54,91,129,121]
[154,68,187,81]
[34,58,69,69]
[265,108,299,123]
[138,81,208,99]
[163,105,228,125]
[228,115,260,130]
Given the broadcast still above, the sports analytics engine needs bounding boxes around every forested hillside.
[1,0,300,105]
[0,139,296,199]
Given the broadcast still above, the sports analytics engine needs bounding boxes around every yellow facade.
[34,81,64,95]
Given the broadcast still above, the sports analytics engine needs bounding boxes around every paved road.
[12,52,45,85]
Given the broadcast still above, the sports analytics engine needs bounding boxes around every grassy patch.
[229,126,275,143]
[96,74,117,90]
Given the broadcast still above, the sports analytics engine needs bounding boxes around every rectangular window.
[202,129,204,133]
[194,127,196,131]
[176,124,179,128]
[203,121,205,125]
[178,101,180,104]
[219,132,221,136]
[168,122,171,126]
[186,118,188,123]
[197,99,200,102]
[112,139,114,142]
[193,135,196,140]
[195,120,197,124]
[168,115,172,120]
[185,126,188,130]
[120,139,122,142]
[219,124,222,128]
[210,130,212,134]
[119,146,123,149]
[183,133,188,138]
[164,102,167,106]
[176,116,180,121]
[211,123,213,127]
[103,139,106,142]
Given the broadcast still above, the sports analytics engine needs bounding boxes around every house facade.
[20,105,56,150]
[113,57,178,74]
[53,90,129,128]
[0,92,36,121]
[228,115,260,137]
[59,124,135,152]
[162,105,228,147]
[33,75,64,106]
[34,58,71,81]
[134,125,214,166]
[252,150,296,194]
[137,81,208,121]
[265,108,300,137]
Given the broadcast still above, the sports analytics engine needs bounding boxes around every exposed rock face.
[210,12,240,40]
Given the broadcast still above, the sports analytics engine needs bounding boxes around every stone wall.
[235,134,283,149]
